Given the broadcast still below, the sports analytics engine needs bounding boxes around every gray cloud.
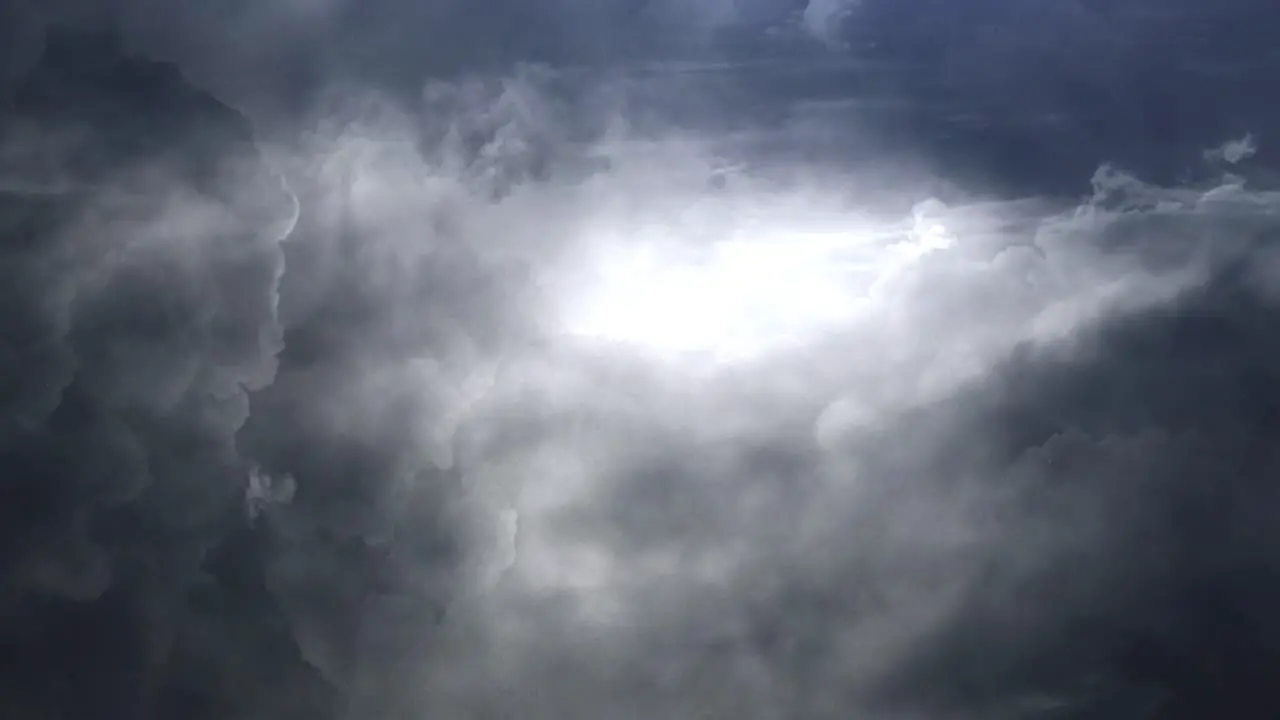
[230,59,1280,716]
[4,2,1280,719]
[0,27,308,718]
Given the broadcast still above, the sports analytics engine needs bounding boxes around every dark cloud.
[4,1,1280,719]
[0,0,827,131]
[0,24,311,719]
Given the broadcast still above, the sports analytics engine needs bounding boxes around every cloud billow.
[3,2,1280,718]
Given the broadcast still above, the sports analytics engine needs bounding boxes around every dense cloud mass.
[3,1,1280,719]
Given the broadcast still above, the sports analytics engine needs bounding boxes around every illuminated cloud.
[4,3,1280,718]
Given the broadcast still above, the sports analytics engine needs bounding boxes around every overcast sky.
[3,1,1280,719]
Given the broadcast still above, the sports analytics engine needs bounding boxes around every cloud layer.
[3,2,1280,719]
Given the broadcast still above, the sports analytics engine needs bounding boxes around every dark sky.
[4,1,1280,718]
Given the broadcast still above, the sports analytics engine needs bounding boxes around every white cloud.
[1204,132,1258,165]
[251,65,1280,717]
[801,0,860,44]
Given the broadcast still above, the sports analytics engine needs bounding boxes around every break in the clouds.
[4,2,1280,719]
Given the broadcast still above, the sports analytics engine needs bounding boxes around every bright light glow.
[559,201,956,363]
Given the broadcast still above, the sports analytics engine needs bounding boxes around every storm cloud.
[2,2,1280,719]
